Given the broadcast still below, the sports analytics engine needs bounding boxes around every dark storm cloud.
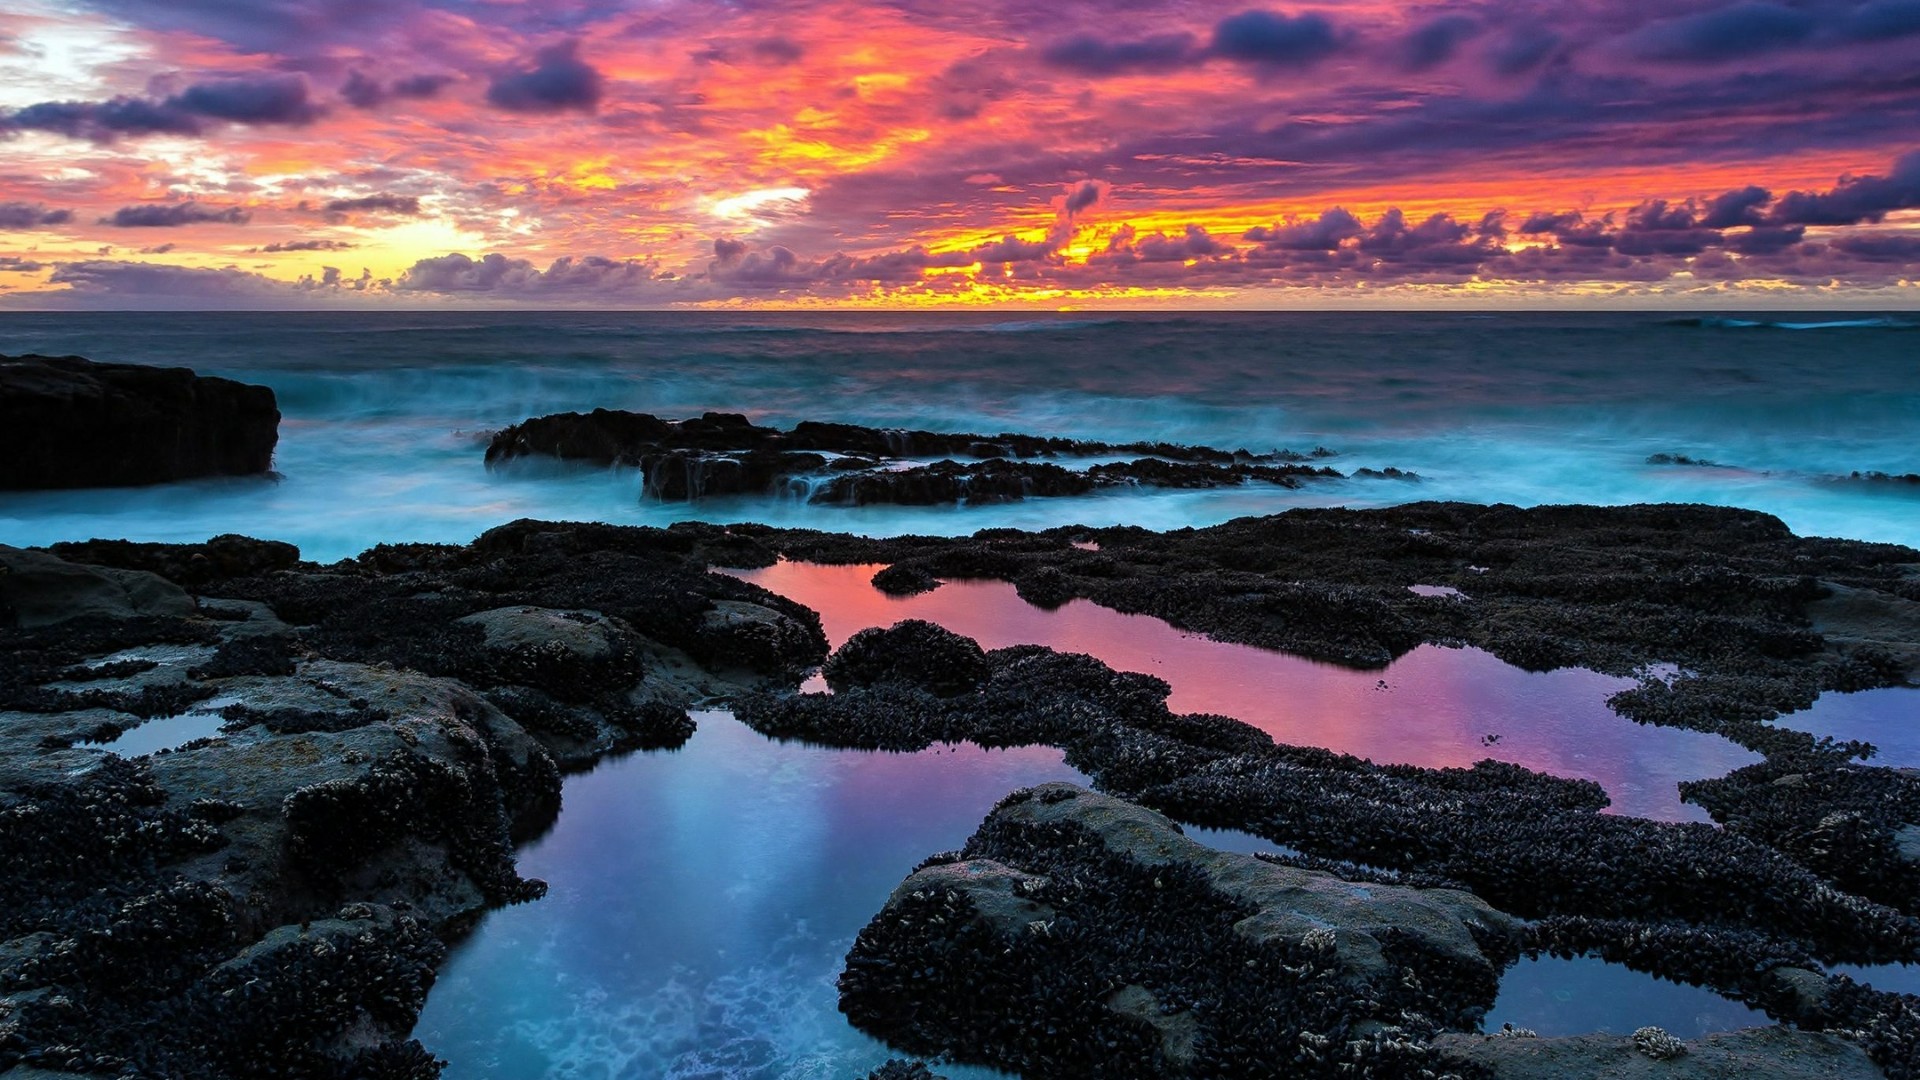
[1841,0,1920,39]
[1040,33,1198,75]
[321,194,423,216]
[76,0,417,56]
[486,41,605,114]
[1400,15,1480,72]
[1207,10,1342,68]
[1723,225,1805,253]
[0,202,74,229]
[397,252,677,297]
[1487,26,1561,75]
[1244,208,1363,250]
[340,71,386,109]
[1766,149,1920,224]
[339,70,451,109]
[170,74,323,125]
[4,97,203,140]
[751,37,806,65]
[1062,179,1106,216]
[101,202,251,227]
[46,259,287,299]
[1517,211,1615,247]
[254,239,358,252]
[4,74,321,141]
[1829,232,1920,259]
[1697,184,1771,228]
[1629,2,1818,62]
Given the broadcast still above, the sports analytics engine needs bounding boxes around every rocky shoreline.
[483,409,1413,506]
[0,502,1916,1078]
[0,356,279,491]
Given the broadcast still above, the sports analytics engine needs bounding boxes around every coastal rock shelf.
[482,409,1411,506]
[0,354,279,490]
[1,505,1917,1079]
[0,527,826,1076]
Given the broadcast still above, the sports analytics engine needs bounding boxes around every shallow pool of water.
[723,562,1762,822]
[414,712,1083,1079]
[1830,963,1920,998]
[1768,686,1920,768]
[86,696,236,756]
[1486,955,1769,1038]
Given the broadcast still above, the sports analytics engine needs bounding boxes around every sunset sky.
[1,0,1917,307]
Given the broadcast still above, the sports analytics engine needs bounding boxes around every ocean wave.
[1666,316,1915,330]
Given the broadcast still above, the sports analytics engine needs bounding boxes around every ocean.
[1,310,1916,560]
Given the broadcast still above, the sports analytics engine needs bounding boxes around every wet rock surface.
[742,622,1920,1067]
[841,783,1522,1078]
[1433,1026,1884,1079]
[710,502,1918,744]
[483,409,1374,505]
[0,524,826,1077]
[706,503,1920,1078]
[4,505,1919,1078]
[0,354,279,490]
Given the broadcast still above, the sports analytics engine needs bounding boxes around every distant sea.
[2,310,1915,558]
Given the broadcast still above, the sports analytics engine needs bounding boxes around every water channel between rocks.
[412,559,1919,1076]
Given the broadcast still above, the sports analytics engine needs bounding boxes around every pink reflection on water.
[725,561,1763,823]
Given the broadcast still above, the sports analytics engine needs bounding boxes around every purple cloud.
[1630,2,1818,62]
[1245,208,1364,251]
[487,41,605,114]
[101,202,251,228]
[0,202,74,229]
[1208,10,1342,68]
[1401,15,1480,72]
[1041,33,1197,76]
[1767,149,1920,224]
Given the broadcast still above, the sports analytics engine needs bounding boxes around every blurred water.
[2,310,1916,560]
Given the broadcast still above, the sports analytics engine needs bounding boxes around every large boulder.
[0,544,195,627]
[0,354,279,489]
[840,782,1525,1077]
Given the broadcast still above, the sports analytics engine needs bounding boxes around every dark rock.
[0,545,195,628]
[45,535,302,588]
[0,531,825,1078]
[485,409,1376,506]
[0,354,278,489]
[1433,1026,1884,1079]
[862,1061,948,1080]
[823,620,990,697]
[872,563,942,596]
[840,783,1523,1079]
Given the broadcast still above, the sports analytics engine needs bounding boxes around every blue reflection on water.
[1830,963,1920,998]
[1486,955,1767,1038]
[1768,686,1920,769]
[415,711,1084,1079]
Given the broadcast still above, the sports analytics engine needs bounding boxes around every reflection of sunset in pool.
[725,560,1766,823]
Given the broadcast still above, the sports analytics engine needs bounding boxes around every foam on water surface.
[3,311,1919,561]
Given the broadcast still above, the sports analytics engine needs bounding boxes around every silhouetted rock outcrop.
[0,354,279,489]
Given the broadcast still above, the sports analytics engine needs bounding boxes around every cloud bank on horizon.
[0,0,1916,307]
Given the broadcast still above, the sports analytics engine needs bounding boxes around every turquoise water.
[414,712,1080,1079]
[2,311,1917,559]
